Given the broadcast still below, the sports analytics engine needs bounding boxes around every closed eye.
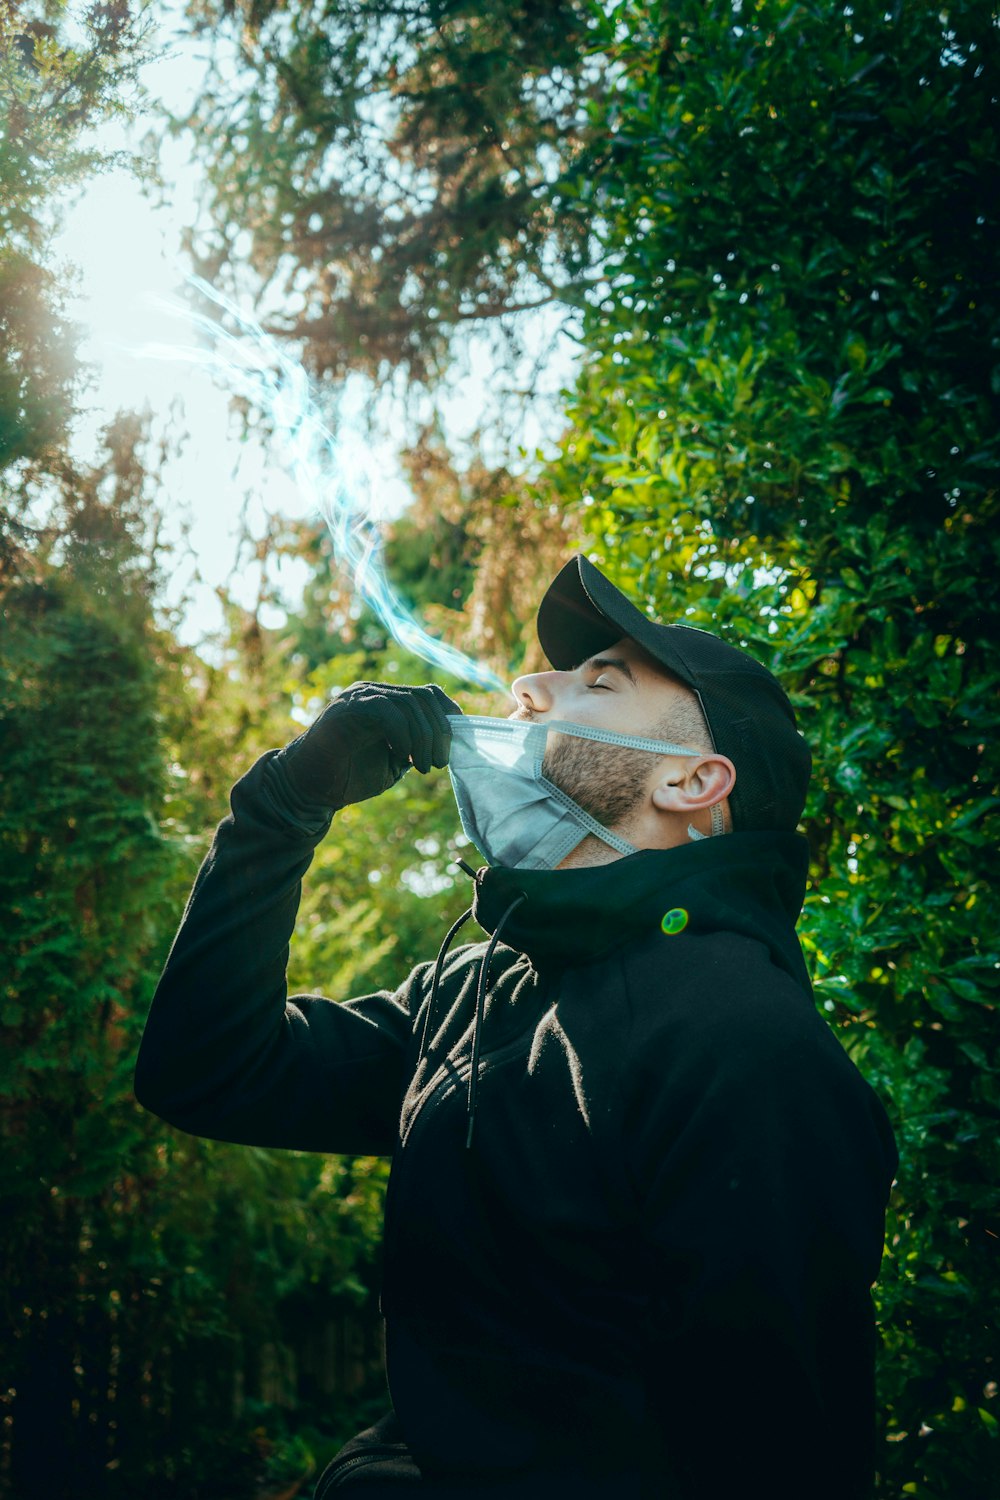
[578,655,638,688]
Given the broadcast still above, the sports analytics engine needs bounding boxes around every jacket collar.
[469,831,812,993]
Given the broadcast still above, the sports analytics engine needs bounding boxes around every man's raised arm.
[133,682,459,1156]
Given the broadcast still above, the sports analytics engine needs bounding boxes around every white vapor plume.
[143,277,505,691]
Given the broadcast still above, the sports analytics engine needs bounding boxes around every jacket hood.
[470,831,813,995]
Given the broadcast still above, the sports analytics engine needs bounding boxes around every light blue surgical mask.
[446,714,708,871]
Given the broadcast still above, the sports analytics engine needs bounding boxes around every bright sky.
[52,5,578,659]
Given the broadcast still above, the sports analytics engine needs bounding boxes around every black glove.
[275,681,461,811]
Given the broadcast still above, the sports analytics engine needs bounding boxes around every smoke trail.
[143,277,505,692]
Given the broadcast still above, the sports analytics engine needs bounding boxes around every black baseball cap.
[536,554,811,833]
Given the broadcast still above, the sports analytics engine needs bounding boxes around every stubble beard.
[541,733,651,834]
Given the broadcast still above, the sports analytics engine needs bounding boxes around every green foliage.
[541,3,1000,1493]
[0,417,173,1186]
[0,420,183,1495]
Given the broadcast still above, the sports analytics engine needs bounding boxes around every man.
[135,554,898,1498]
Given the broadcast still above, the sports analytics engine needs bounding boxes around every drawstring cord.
[465,894,527,1151]
[416,862,527,1151]
[417,906,475,1064]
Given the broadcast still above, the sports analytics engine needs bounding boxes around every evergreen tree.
[177,0,604,383]
[0,417,179,1496]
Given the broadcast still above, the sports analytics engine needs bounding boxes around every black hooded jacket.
[134,750,898,1498]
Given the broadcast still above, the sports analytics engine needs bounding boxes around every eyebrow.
[580,654,638,687]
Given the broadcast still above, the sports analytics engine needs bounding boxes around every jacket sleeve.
[133,749,425,1156]
[625,951,898,1500]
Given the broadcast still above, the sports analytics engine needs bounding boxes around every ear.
[651,755,736,815]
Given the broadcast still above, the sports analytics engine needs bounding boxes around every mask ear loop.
[689,804,725,842]
[691,688,727,841]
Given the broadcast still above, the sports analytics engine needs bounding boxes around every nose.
[510,669,559,717]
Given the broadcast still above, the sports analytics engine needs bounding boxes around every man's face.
[508,636,704,833]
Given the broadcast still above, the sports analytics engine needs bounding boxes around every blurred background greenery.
[1,2,997,1496]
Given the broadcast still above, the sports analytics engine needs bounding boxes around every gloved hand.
[275,681,461,811]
